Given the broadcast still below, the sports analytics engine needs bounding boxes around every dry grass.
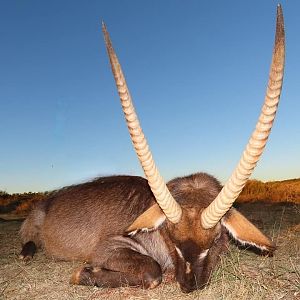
[237,179,300,204]
[1,202,299,300]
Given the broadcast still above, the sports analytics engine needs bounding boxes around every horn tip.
[276,3,283,15]
[101,22,112,50]
[275,3,285,44]
[276,3,283,18]
[101,21,107,34]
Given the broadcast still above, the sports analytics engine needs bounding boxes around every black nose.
[179,282,197,293]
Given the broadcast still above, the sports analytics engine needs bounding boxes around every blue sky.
[0,1,299,193]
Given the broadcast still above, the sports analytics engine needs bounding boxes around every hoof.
[143,273,162,289]
[146,278,161,289]
[19,254,32,263]
[20,241,36,262]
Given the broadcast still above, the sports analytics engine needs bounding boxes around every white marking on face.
[175,246,192,273]
[185,262,191,274]
[175,246,184,259]
[198,249,209,260]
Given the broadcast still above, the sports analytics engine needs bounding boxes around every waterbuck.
[20,5,285,293]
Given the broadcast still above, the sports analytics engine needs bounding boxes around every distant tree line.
[237,179,300,203]
[0,191,47,217]
[0,178,299,219]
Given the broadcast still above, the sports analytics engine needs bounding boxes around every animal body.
[20,5,285,293]
[20,173,273,292]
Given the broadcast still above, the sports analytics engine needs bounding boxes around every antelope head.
[102,5,285,292]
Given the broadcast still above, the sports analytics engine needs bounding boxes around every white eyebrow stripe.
[198,249,209,260]
[175,246,184,259]
[175,247,209,261]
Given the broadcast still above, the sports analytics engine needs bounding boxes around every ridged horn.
[201,5,285,229]
[102,23,182,223]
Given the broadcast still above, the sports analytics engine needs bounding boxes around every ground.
[0,202,299,300]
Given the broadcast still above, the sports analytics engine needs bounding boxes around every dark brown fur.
[20,173,273,293]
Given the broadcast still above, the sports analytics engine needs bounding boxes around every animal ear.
[221,208,275,254]
[126,204,166,235]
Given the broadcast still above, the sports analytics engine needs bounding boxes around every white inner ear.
[221,219,269,252]
[152,214,167,229]
[127,229,139,237]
